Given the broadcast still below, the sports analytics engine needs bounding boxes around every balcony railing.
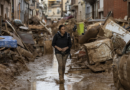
[49,3,60,8]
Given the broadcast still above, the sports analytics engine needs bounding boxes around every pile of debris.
[69,17,129,73]
[0,16,53,87]
[48,18,76,36]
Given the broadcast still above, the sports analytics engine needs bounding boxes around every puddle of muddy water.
[30,55,84,90]
[12,54,117,90]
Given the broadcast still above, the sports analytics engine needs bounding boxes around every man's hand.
[62,47,69,52]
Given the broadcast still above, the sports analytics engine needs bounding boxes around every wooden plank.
[40,21,52,35]
[29,25,43,30]
[6,20,30,51]
[5,23,8,31]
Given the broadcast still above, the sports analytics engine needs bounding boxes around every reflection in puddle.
[33,55,84,90]
[36,81,59,90]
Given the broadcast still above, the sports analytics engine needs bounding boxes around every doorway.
[1,5,3,17]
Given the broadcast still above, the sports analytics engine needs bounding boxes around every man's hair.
[59,25,64,30]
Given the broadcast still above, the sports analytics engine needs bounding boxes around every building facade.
[77,0,86,21]
[127,0,130,18]
[85,2,92,19]
[70,0,87,21]
[104,0,127,19]
[0,0,11,19]
[11,0,34,22]
[62,0,67,16]
[98,0,104,19]
[47,0,61,20]
[65,0,71,16]
[71,0,78,21]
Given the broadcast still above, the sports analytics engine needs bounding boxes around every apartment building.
[85,2,92,19]
[47,0,61,20]
[0,0,11,19]
[98,0,104,19]
[104,0,127,19]
[65,0,71,16]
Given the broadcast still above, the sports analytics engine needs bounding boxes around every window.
[57,8,60,14]
[6,7,8,17]
[49,10,51,12]
[87,7,89,13]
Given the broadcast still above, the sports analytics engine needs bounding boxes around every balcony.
[84,0,97,5]
[48,1,61,8]
[5,0,11,3]
[69,6,75,11]
[71,0,78,7]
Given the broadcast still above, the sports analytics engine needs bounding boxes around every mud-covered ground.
[2,54,117,90]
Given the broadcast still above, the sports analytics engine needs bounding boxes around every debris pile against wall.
[66,17,130,90]
[0,16,53,87]
[69,17,130,74]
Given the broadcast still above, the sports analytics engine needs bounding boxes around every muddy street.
[9,54,116,90]
[1,0,130,90]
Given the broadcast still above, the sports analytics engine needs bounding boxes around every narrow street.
[10,53,116,90]
[0,0,130,90]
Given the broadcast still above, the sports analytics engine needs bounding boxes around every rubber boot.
[59,75,64,84]
[61,74,64,82]
[59,84,65,90]
[59,74,65,84]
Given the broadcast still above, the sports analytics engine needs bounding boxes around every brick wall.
[104,0,127,19]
